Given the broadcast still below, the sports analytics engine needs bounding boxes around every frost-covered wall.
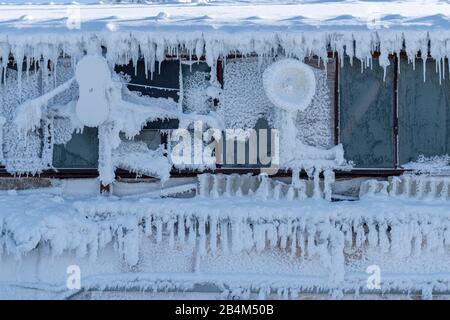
[1,30,450,177]
[219,57,333,148]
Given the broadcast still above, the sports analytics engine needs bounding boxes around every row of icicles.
[196,170,335,201]
[105,211,450,268]
[360,174,450,200]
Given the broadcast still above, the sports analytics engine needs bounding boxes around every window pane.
[115,59,180,102]
[120,130,161,151]
[340,58,394,168]
[398,59,450,164]
[181,61,212,114]
[53,127,99,168]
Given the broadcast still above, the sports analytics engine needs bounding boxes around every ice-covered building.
[1,1,450,299]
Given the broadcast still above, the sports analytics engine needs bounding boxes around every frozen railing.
[360,174,450,200]
[197,171,335,201]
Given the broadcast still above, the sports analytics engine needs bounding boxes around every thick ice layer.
[0,185,449,298]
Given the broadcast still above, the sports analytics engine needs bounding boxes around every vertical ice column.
[312,168,322,199]
[224,174,234,197]
[255,173,272,200]
[0,116,5,163]
[427,177,438,199]
[415,175,427,199]
[197,173,211,197]
[440,178,449,200]
[403,175,412,197]
[98,123,116,186]
[211,174,221,198]
[389,176,401,197]
[323,169,335,201]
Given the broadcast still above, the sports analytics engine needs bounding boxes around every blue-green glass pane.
[340,58,394,168]
[398,59,450,164]
[53,127,99,168]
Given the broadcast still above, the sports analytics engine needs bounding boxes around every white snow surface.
[1,1,449,32]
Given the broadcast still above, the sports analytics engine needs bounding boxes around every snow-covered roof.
[1,1,449,33]
[0,1,449,79]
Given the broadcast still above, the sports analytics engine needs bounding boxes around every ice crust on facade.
[1,1,450,299]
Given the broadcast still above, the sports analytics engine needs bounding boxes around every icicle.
[439,178,449,200]
[312,168,322,199]
[390,224,403,258]
[306,225,316,257]
[177,214,185,243]
[255,173,271,200]
[211,174,221,198]
[427,177,438,199]
[198,217,206,256]
[231,220,242,254]
[197,173,210,197]
[279,223,288,249]
[286,185,295,201]
[379,222,390,253]
[209,216,218,255]
[168,219,175,249]
[355,224,365,248]
[0,116,5,163]
[367,222,378,247]
[415,175,427,199]
[224,175,233,197]
[290,223,297,257]
[155,218,163,244]
[187,218,196,246]
[273,183,282,200]
[403,175,412,197]
[267,223,277,248]
[220,221,229,254]
[412,222,422,257]
[254,224,266,252]
[389,176,401,197]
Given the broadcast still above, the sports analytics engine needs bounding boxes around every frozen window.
[398,58,450,164]
[53,127,99,169]
[115,59,180,102]
[340,58,394,168]
[181,61,212,114]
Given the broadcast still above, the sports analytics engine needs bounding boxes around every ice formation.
[263,59,316,113]
[75,55,110,127]
[0,188,449,298]
[0,116,5,163]
[360,174,450,200]
[196,172,335,202]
